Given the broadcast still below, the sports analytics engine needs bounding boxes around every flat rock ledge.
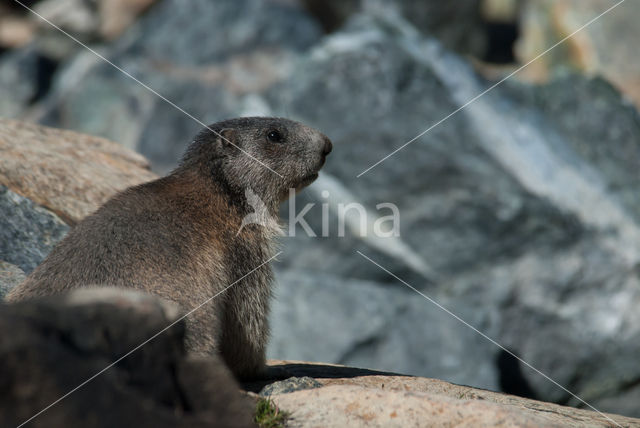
[254,361,640,428]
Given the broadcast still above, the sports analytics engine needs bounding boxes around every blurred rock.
[0,119,158,224]
[269,271,499,391]
[0,4,35,50]
[37,0,322,172]
[263,12,640,416]
[0,261,26,299]
[264,361,638,428]
[259,376,322,396]
[0,287,254,427]
[299,0,487,57]
[2,0,639,419]
[0,185,68,274]
[0,46,42,117]
[516,0,640,108]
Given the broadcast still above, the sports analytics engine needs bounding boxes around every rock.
[516,0,640,108]
[259,376,323,396]
[0,118,158,224]
[299,0,487,57]
[264,361,639,428]
[0,261,26,299]
[98,0,159,40]
[0,287,254,428]
[0,185,69,274]
[262,12,640,416]
[269,270,499,392]
[0,4,35,50]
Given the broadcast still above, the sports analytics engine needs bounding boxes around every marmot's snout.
[322,135,333,156]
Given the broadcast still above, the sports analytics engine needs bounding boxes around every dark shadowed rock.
[0,185,68,274]
[0,288,254,428]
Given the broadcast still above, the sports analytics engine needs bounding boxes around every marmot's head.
[180,117,332,209]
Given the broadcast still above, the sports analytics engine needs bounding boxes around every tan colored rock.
[0,119,158,224]
[263,361,640,428]
[516,0,640,108]
[98,0,158,40]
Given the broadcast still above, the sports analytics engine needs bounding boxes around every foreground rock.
[259,361,640,428]
[0,288,254,428]
[0,118,157,224]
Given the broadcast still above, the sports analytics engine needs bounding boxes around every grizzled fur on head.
[177,117,332,214]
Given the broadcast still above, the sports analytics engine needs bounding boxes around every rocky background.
[1,0,640,421]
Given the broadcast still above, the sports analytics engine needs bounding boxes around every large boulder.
[0,287,254,428]
[259,361,640,428]
[0,118,158,224]
[264,12,640,417]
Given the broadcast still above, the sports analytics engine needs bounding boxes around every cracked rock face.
[0,288,254,428]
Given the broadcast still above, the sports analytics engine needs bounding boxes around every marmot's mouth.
[297,172,318,188]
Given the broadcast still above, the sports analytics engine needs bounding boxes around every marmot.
[6,117,332,380]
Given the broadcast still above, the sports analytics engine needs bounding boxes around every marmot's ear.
[217,128,237,148]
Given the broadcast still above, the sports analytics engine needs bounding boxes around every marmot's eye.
[267,130,283,143]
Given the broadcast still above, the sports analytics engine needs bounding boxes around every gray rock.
[300,0,487,56]
[269,270,499,391]
[259,376,323,396]
[0,287,254,428]
[264,12,640,416]
[0,261,26,299]
[0,45,41,118]
[5,0,640,418]
[38,0,322,172]
[0,185,69,274]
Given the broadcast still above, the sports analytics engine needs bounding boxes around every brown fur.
[6,117,332,379]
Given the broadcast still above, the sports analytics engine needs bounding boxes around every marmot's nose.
[322,136,333,155]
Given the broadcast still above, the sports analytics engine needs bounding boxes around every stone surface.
[264,361,640,428]
[0,261,26,299]
[269,270,499,391]
[0,118,158,224]
[0,46,41,118]
[0,288,254,428]
[0,185,69,274]
[259,376,323,397]
[516,0,640,108]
